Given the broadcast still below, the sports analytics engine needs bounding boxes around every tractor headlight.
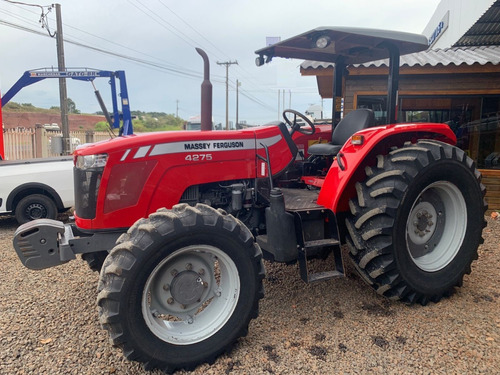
[76,153,108,170]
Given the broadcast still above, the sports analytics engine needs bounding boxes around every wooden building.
[301,45,500,211]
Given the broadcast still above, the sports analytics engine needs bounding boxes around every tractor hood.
[255,26,428,65]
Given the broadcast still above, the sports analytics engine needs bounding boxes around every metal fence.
[3,127,113,160]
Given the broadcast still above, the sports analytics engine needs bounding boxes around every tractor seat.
[308,108,376,156]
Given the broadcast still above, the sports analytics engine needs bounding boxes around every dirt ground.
[0,214,499,374]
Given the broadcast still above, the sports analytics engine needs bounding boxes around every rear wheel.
[15,194,57,224]
[346,140,487,305]
[97,204,265,373]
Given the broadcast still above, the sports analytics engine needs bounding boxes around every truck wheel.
[346,140,487,305]
[15,194,58,224]
[97,203,265,373]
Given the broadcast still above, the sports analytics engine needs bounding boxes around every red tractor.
[14,27,487,373]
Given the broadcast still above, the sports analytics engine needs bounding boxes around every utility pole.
[176,99,179,118]
[236,80,241,128]
[55,3,70,155]
[217,60,238,130]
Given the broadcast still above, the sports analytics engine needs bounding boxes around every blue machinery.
[1,68,133,135]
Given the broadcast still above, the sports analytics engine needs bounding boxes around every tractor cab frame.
[255,26,429,125]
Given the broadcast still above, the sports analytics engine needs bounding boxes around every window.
[356,95,500,169]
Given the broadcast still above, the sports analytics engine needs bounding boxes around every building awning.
[301,45,500,70]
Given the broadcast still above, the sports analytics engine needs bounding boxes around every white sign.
[428,11,450,47]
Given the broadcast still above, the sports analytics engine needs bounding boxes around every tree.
[67,98,80,114]
[94,121,109,131]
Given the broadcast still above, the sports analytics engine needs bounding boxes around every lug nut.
[186,263,193,270]
[171,269,178,277]
[198,268,205,276]
[167,297,174,305]
[163,284,170,291]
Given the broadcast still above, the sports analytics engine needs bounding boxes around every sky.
[0,0,441,126]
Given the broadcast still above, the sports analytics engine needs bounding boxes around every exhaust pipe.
[196,48,213,131]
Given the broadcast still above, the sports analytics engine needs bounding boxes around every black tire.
[15,194,58,224]
[346,140,487,305]
[82,251,108,272]
[97,203,265,373]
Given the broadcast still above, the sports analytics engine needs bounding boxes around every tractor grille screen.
[74,167,102,219]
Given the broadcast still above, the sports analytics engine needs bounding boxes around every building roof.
[301,44,500,70]
[454,0,500,47]
[302,1,500,71]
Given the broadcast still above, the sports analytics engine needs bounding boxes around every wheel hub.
[26,203,46,219]
[407,192,444,259]
[405,181,468,272]
[170,270,207,306]
[142,244,241,345]
[413,209,435,237]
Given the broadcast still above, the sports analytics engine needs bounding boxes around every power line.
[156,0,230,61]
[132,0,279,99]
[127,0,201,50]
[1,2,225,80]
[0,4,285,116]
[4,0,281,108]
[2,0,55,36]
[0,18,204,80]
[0,19,278,114]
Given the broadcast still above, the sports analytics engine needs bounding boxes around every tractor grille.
[74,167,102,219]
[180,185,199,204]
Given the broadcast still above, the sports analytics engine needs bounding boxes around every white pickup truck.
[0,157,74,224]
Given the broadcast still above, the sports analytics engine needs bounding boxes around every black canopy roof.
[255,26,428,65]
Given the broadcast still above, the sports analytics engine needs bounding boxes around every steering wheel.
[283,109,316,136]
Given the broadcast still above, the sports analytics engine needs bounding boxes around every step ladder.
[279,188,345,283]
[298,237,344,283]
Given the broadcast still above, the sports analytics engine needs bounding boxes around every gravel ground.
[0,215,499,375]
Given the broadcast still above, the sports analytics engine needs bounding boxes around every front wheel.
[97,204,265,373]
[346,140,487,305]
[15,194,58,224]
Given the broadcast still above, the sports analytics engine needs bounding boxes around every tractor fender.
[316,123,456,213]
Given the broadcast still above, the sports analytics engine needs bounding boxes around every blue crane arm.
[1,71,45,105]
[1,68,133,135]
